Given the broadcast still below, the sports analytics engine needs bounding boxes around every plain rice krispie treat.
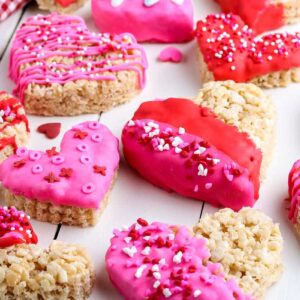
[36,0,86,13]
[215,0,300,33]
[196,13,300,88]
[0,121,120,227]
[9,14,147,116]
[195,81,276,178]
[0,91,29,163]
[0,206,95,300]
[194,208,283,299]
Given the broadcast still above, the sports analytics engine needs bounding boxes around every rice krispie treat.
[215,0,300,33]
[9,13,148,116]
[195,81,276,178]
[122,97,265,211]
[0,206,95,299]
[194,208,283,299]
[196,13,300,88]
[0,91,29,163]
[288,159,300,237]
[0,121,120,227]
[92,0,194,43]
[106,218,253,300]
[36,0,86,13]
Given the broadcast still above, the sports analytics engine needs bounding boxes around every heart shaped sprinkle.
[196,13,300,83]
[0,121,120,214]
[158,47,183,63]
[0,206,38,248]
[106,219,253,299]
[37,123,61,139]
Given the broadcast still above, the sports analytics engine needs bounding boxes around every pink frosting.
[91,0,194,43]
[0,121,120,209]
[122,119,255,211]
[9,13,148,103]
[288,159,300,223]
[106,219,254,299]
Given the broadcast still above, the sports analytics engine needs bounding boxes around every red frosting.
[196,14,300,82]
[0,206,38,248]
[133,98,262,199]
[0,91,29,152]
[215,0,284,33]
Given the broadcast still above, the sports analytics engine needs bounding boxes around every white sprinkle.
[163,288,172,298]
[194,290,202,297]
[172,136,183,147]
[163,144,170,151]
[159,258,166,265]
[152,264,159,272]
[143,236,151,241]
[230,65,236,71]
[178,127,185,135]
[128,120,135,127]
[141,246,151,255]
[157,145,164,152]
[168,233,175,240]
[149,129,160,137]
[174,147,182,154]
[144,126,152,133]
[153,280,161,288]
[198,164,208,176]
[153,271,161,280]
[123,246,137,258]
[173,251,183,264]
[124,237,132,244]
[213,158,220,165]
[135,265,147,278]
[194,147,206,155]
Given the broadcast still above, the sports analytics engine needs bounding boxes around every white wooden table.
[0,1,299,299]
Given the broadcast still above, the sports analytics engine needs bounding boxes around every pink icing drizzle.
[9,13,148,103]
[122,119,255,211]
[288,159,300,223]
[0,121,120,209]
[106,219,254,299]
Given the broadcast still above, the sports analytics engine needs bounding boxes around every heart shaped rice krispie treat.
[194,208,283,300]
[0,206,95,300]
[9,13,148,116]
[122,82,275,210]
[0,91,29,163]
[106,219,253,300]
[0,121,120,227]
[215,0,300,33]
[196,13,300,88]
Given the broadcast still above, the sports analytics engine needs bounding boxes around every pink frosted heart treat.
[0,121,120,227]
[92,0,194,43]
[106,219,254,300]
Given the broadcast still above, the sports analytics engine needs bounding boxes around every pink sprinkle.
[205,183,212,190]
[158,47,183,63]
